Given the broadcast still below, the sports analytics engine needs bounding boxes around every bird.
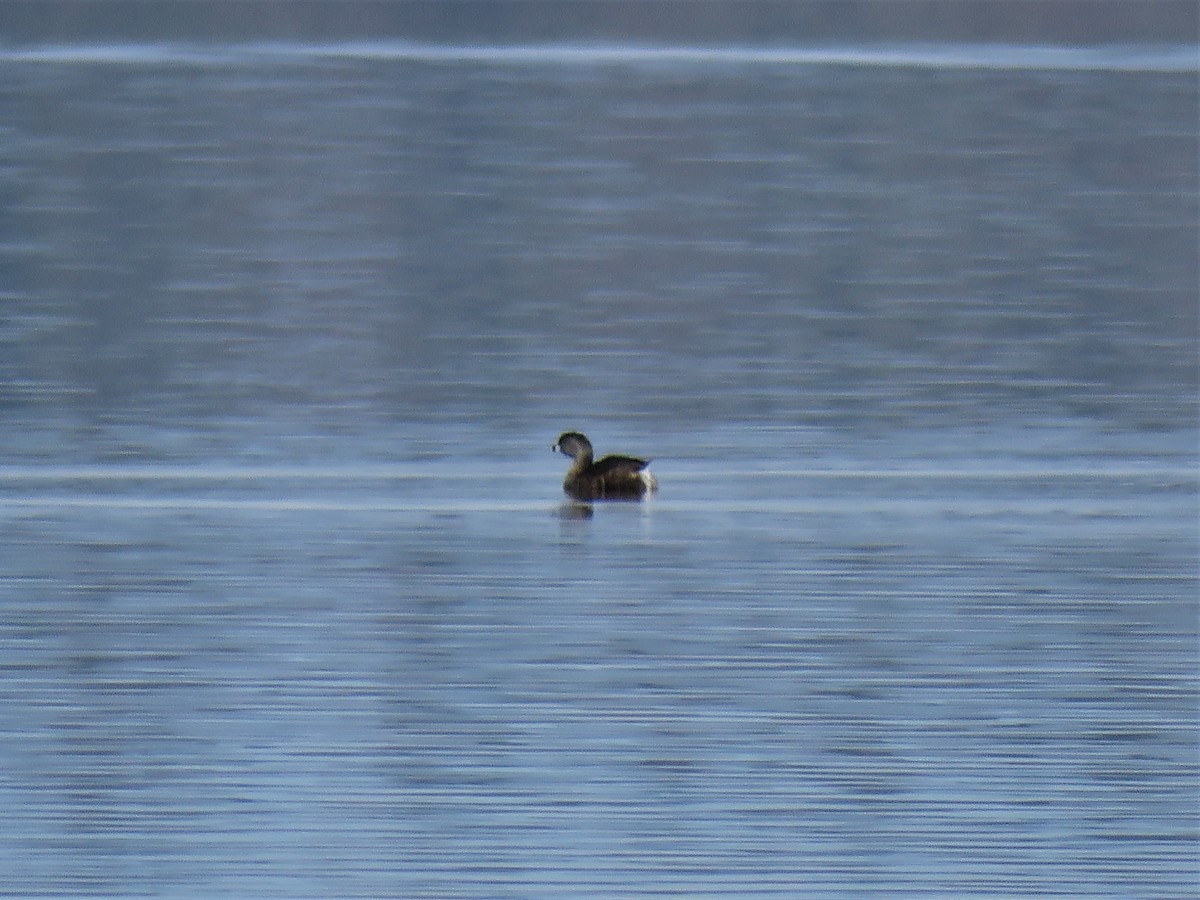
[552,431,658,501]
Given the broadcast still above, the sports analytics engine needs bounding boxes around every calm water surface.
[0,43,1197,897]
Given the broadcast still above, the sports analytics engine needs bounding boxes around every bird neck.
[565,453,593,479]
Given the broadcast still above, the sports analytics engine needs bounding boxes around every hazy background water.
[0,38,1196,898]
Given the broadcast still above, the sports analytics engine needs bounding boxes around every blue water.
[0,42,1196,897]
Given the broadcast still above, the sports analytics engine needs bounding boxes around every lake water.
[0,43,1197,897]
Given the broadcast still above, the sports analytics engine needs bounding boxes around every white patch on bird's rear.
[639,469,658,492]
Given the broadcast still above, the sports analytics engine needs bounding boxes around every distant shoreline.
[2,41,1196,74]
[3,0,1196,48]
